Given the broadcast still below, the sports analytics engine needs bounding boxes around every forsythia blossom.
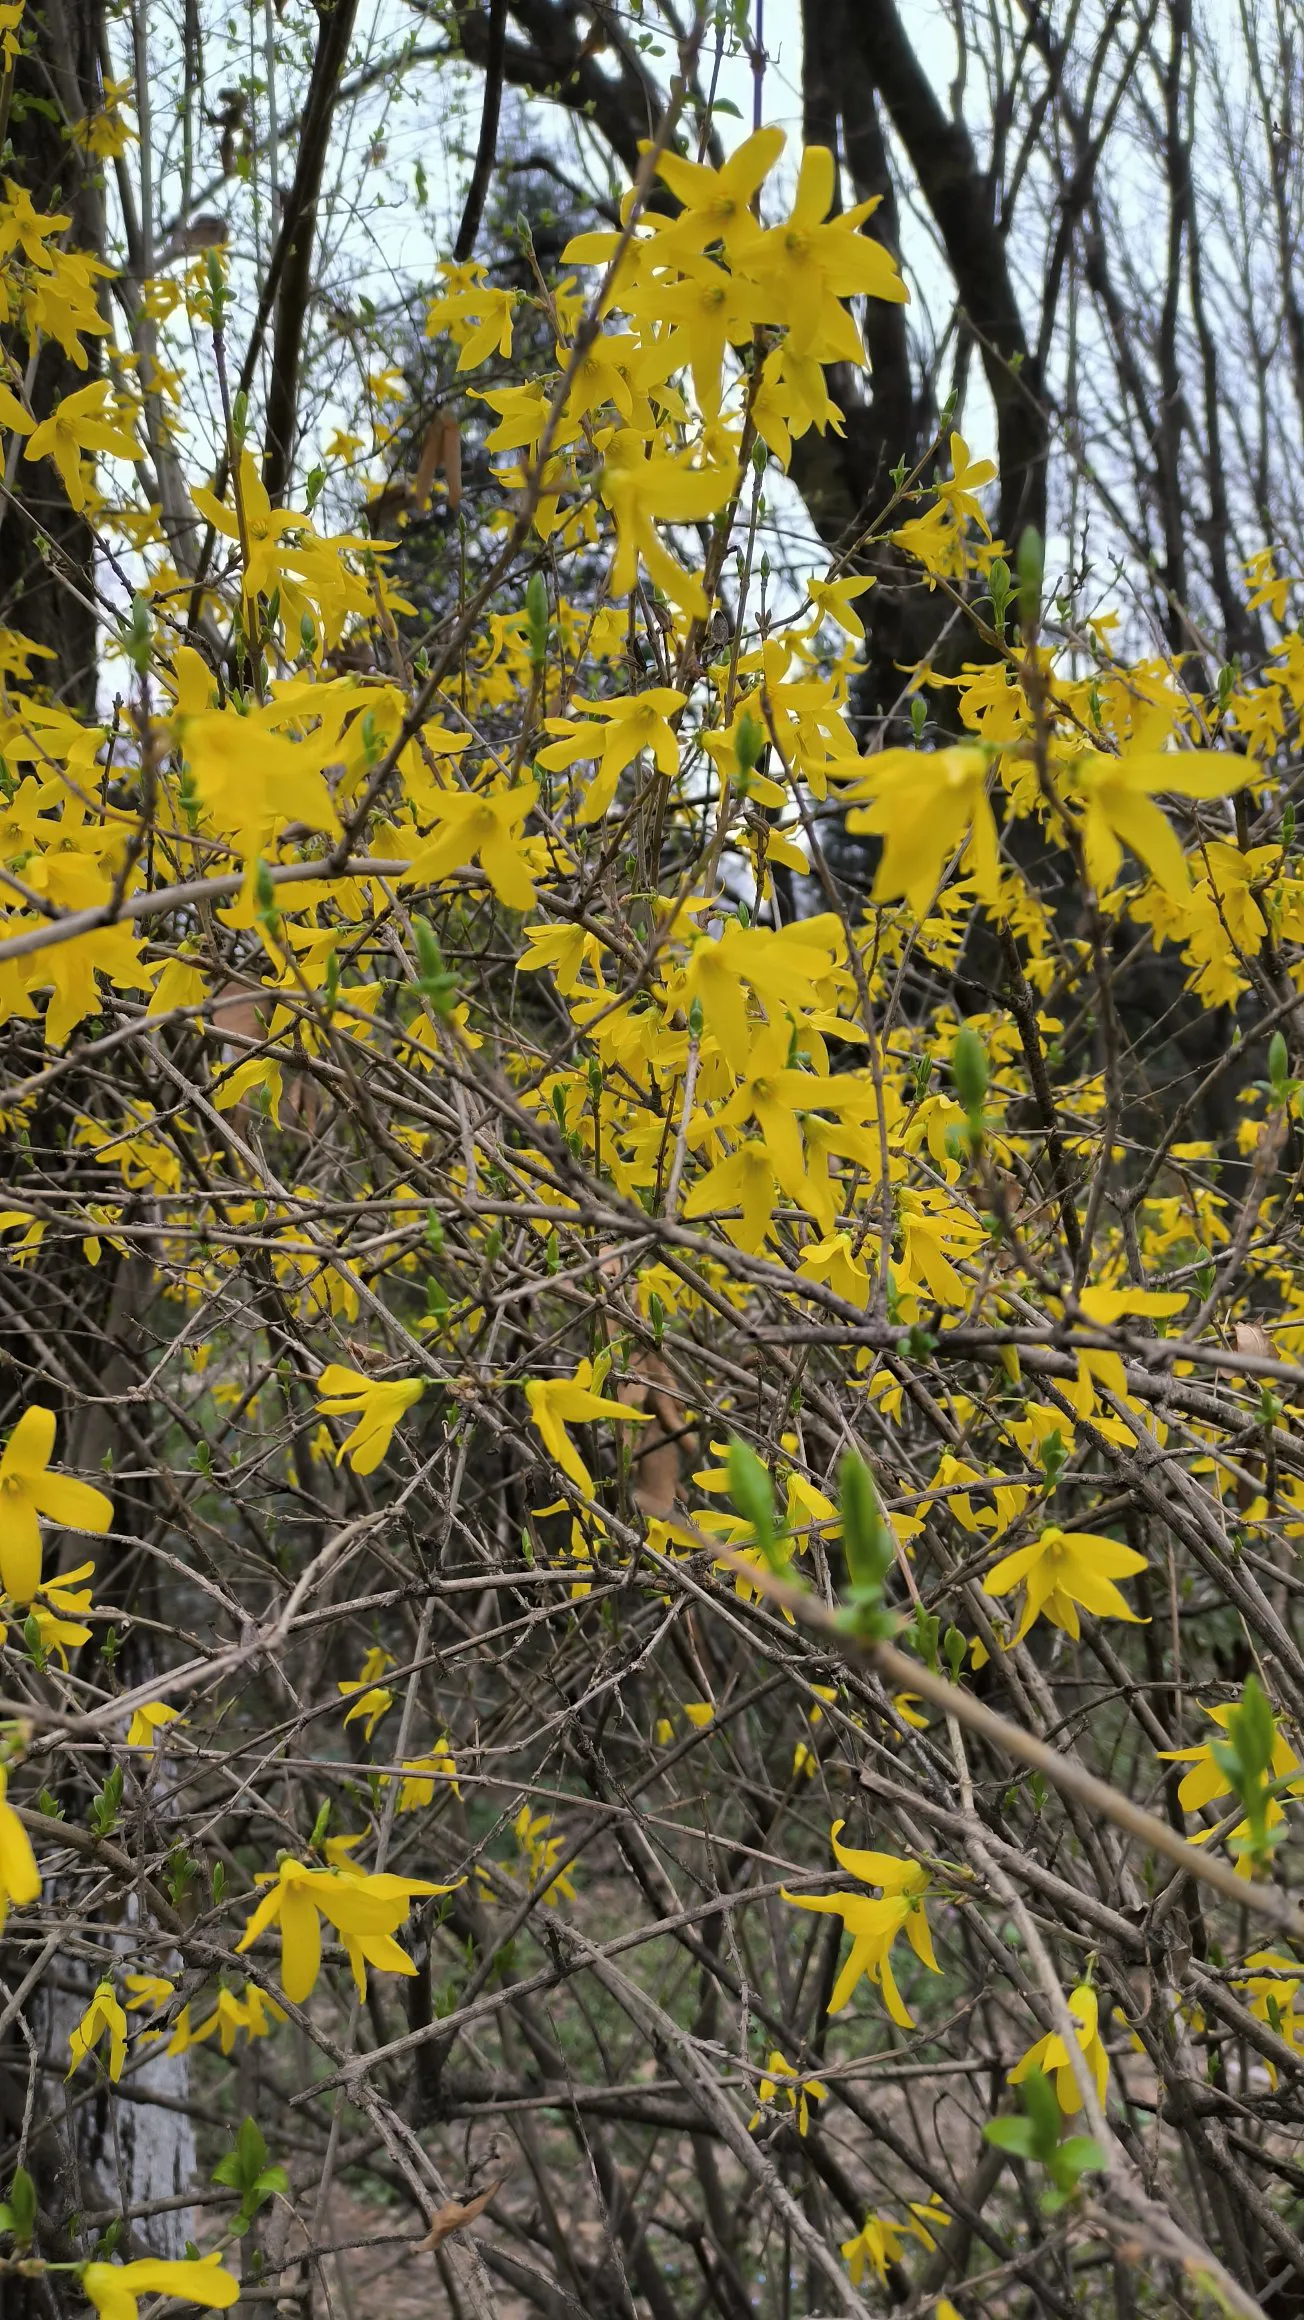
[315,1366,425,1474]
[0,1406,113,1603]
[80,2255,238,2320]
[782,1822,939,2027]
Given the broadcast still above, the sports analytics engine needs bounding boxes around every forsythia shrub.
[1,13,1304,2319]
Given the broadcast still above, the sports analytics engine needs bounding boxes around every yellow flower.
[80,2253,238,2320]
[672,915,835,1058]
[983,1525,1148,1645]
[1009,1983,1109,2115]
[1159,1703,1304,1872]
[0,178,69,272]
[404,779,540,912]
[841,2202,949,2288]
[165,1982,285,2056]
[1160,1702,1302,1812]
[1069,746,1252,898]
[597,430,735,615]
[338,1646,395,1741]
[425,266,516,369]
[845,746,1000,916]
[538,687,686,824]
[315,1365,424,1475]
[0,1406,113,1604]
[1245,547,1291,622]
[683,1139,784,1254]
[125,1700,185,1749]
[892,1692,929,1732]
[1075,1285,1188,1328]
[748,2049,828,2135]
[23,379,141,512]
[186,1987,257,2056]
[624,259,765,418]
[32,1557,96,1665]
[236,1857,454,2003]
[512,1806,576,1906]
[525,1358,649,1496]
[67,1980,128,2081]
[123,1974,176,2015]
[935,433,997,533]
[177,697,340,857]
[190,448,300,604]
[798,1230,871,1309]
[0,1768,40,1929]
[242,1981,287,2039]
[397,1739,461,1808]
[1236,1952,1304,2084]
[806,572,875,638]
[69,81,136,158]
[782,1822,939,2026]
[0,376,33,439]
[740,145,907,354]
[896,1189,987,1310]
[652,124,786,262]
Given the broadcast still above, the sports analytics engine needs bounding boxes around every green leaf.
[9,2165,36,2242]
[1016,524,1044,633]
[1235,1672,1276,1779]
[525,571,549,668]
[412,916,459,1016]
[1019,2066,1062,2158]
[121,593,153,678]
[983,2116,1036,2156]
[907,1606,940,1671]
[987,556,1011,636]
[734,708,764,778]
[951,1022,989,1131]
[1059,2135,1108,2176]
[89,1763,124,1838]
[839,1451,892,1596]
[1210,1671,1280,1863]
[726,1438,779,1569]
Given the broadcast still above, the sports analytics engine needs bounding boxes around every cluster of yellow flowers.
[3,22,1304,2296]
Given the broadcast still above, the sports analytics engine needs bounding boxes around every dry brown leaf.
[209,983,322,1131]
[417,2174,509,2253]
[407,410,464,512]
[440,411,463,513]
[412,415,445,506]
[597,1247,696,1512]
[615,1352,696,1516]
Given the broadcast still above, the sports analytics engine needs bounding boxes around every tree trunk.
[0,0,105,705]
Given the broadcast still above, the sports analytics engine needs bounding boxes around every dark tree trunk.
[0,0,105,708]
